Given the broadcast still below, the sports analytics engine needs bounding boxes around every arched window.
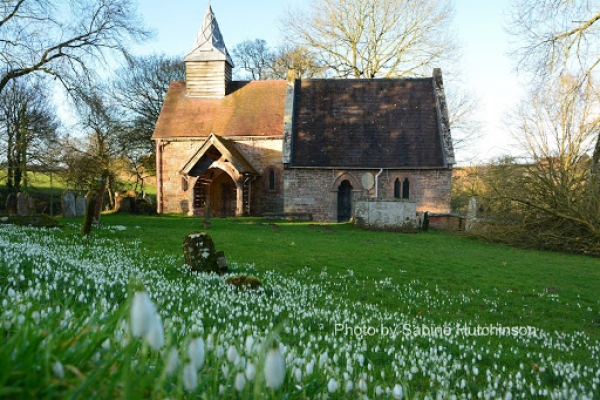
[402,178,410,199]
[269,169,275,190]
[393,178,401,198]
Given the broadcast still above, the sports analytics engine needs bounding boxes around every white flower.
[8,288,15,297]
[235,372,246,392]
[245,361,256,381]
[145,313,164,350]
[345,380,354,393]
[165,347,179,375]
[392,384,404,399]
[245,335,255,354]
[264,344,285,390]
[227,345,239,365]
[327,378,338,393]
[130,291,156,338]
[52,361,64,379]
[183,362,198,392]
[358,378,368,392]
[188,337,205,371]
[375,385,383,396]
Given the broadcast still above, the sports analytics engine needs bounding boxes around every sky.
[134,0,527,164]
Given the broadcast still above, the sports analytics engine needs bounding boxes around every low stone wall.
[354,198,417,230]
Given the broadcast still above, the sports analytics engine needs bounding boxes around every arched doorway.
[337,180,353,222]
[193,169,237,217]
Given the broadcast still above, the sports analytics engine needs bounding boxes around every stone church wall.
[283,168,452,222]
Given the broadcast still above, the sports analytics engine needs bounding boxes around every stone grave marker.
[62,190,76,217]
[76,196,87,217]
[183,231,228,275]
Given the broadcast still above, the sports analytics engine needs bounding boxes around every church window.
[402,178,410,199]
[394,178,401,198]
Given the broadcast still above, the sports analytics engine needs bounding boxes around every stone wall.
[354,198,417,230]
[159,138,284,215]
[283,168,452,222]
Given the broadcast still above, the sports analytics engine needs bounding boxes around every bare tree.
[508,0,600,84]
[110,54,184,190]
[474,77,600,253]
[231,39,273,80]
[0,78,60,193]
[281,0,458,79]
[70,85,126,208]
[268,44,326,79]
[0,0,151,95]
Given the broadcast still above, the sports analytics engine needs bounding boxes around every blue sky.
[135,0,526,163]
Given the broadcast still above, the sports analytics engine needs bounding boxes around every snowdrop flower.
[165,347,179,375]
[327,378,338,393]
[227,344,239,365]
[345,380,354,393]
[130,291,156,338]
[8,288,15,297]
[375,385,383,396]
[188,337,205,371]
[264,342,285,390]
[358,378,368,393]
[52,361,64,379]
[245,361,256,381]
[392,384,404,399]
[183,362,198,392]
[235,372,246,392]
[145,313,164,350]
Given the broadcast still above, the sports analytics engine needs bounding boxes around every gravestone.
[182,231,228,274]
[6,193,17,215]
[75,196,87,217]
[17,192,29,216]
[466,197,477,231]
[62,190,76,217]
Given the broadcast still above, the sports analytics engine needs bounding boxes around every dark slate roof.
[151,80,286,139]
[290,78,445,168]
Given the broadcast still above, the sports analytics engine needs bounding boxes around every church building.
[152,6,455,222]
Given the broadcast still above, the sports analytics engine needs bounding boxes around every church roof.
[290,78,450,169]
[151,80,287,139]
[184,5,234,66]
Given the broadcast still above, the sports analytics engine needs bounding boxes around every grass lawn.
[75,213,600,341]
[1,213,599,398]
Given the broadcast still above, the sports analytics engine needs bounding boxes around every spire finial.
[184,3,234,67]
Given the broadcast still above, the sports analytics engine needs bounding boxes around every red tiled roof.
[152,80,286,139]
[290,78,446,168]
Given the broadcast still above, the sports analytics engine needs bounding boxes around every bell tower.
[184,6,234,97]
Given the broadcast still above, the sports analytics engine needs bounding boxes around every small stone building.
[152,6,455,222]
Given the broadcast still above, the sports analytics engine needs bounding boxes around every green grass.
[65,213,600,340]
[1,214,599,398]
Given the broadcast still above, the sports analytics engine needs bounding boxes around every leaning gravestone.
[61,190,76,217]
[183,232,228,275]
[75,196,87,217]
[6,193,17,215]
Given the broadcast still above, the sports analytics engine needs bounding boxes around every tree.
[474,77,600,253]
[69,85,125,208]
[0,0,151,95]
[231,39,272,80]
[0,78,60,193]
[111,54,185,189]
[268,44,325,79]
[508,0,600,85]
[281,0,457,79]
